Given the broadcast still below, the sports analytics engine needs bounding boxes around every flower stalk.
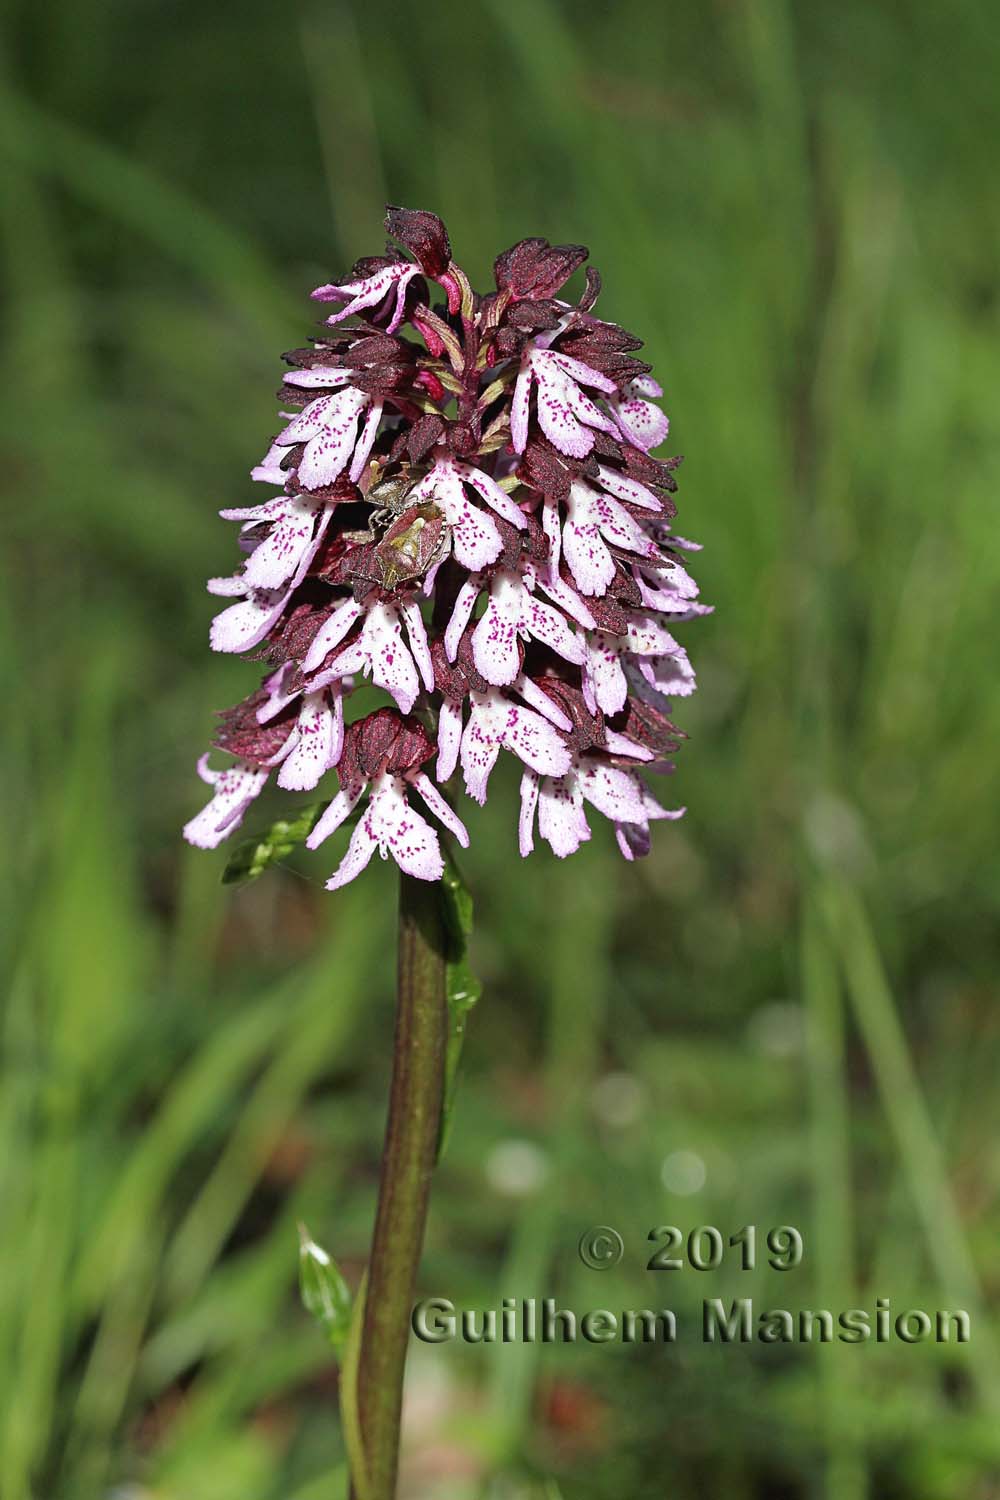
[352,871,448,1499]
[186,202,706,1494]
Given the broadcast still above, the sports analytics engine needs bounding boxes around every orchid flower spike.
[186,207,707,887]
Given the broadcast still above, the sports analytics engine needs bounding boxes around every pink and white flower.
[633,654,697,706]
[581,614,696,716]
[552,479,660,596]
[610,375,670,451]
[436,688,572,804]
[271,374,383,491]
[183,680,348,849]
[510,347,618,458]
[251,435,291,486]
[407,456,526,571]
[631,555,705,614]
[307,769,468,890]
[594,464,664,513]
[270,688,345,792]
[300,596,367,676]
[257,655,352,735]
[538,467,659,583]
[445,568,585,686]
[183,757,269,849]
[311,262,421,335]
[518,757,683,860]
[309,600,433,716]
[207,485,341,654]
[220,491,331,593]
[208,577,297,655]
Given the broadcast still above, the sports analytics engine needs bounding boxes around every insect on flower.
[370,502,449,590]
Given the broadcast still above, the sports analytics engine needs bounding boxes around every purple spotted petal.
[459,464,527,529]
[307,781,365,849]
[303,598,364,674]
[436,698,463,783]
[596,464,661,511]
[276,691,339,791]
[578,762,650,824]
[183,760,269,849]
[400,599,435,691]
[364,774,445,881]
[413,462,504,571]
[278,387,369,490]
[472,572,523,686]
[522,591,585,666]
[210,586,290,654]
[510,361,532,453]
[362,604,421,714]
[518,769,540,855]
[537,774,590,857]
[460,696,504,804]
[312,263,420,334]
[324,817,379,890]
[412,773,470,848]
[444,575,482,663]
[582,631,628,715]
[243,495,324,592]
[613,379,670,450]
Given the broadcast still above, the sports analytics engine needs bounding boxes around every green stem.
[821,875,1000,1413]
[801,895,866,1500]
[352,872,448,1499]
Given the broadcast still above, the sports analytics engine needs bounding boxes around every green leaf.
[221,801,331,886]
[437,857,482,1160]
[297,1223,353,1351]
[339,1267,371,1500]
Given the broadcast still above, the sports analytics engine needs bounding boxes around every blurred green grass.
[2,1,1000,1496]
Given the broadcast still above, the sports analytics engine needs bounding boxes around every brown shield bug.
[363,501,449,591]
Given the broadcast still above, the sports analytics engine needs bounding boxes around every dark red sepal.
[557,317,650,390]
[385,206,452,278]
[532,677,605,754]
[213,689,297,766]
[340,707,435,784]
[252,600,331,667]
[517,436,597,502]
[609,696,684,763]
[431,635,491,702]
[494,238,589,300]
[505,298,563,332]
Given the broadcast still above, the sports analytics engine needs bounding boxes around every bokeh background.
[4,1,1000,1496]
